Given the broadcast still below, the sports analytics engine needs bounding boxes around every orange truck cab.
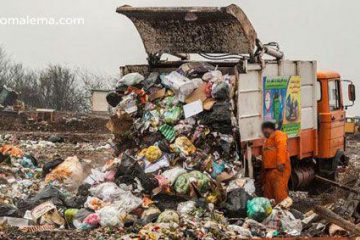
[314,72,356,182]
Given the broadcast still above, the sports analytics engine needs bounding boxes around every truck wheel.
[310,155,341,195]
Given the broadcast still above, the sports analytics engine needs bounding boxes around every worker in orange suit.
[261,122,291,203]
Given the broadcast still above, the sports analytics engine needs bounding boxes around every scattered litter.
[0,59,357,239]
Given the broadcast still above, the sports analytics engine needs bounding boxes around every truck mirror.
[348,84,356,102]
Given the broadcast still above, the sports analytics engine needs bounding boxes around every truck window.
[328,80,340,111]
[316,81,321,101]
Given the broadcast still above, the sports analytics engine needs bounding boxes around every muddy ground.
[0,113,359,239]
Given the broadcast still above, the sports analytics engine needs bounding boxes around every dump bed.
[117,4,257,55]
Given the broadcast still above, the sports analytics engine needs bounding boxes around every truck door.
[317,78,345,159]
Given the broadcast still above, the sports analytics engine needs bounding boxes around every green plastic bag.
[163,106,183,124]
[174,171,210,195]
[64,208,79,223]
[247,197,272,222]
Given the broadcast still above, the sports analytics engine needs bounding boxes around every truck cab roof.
[317,71,341,79]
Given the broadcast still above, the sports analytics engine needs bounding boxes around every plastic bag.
[243,219,270,238]
[106,92,122,107]
[177,201,196,216]
[202,70,223,82]
[163,106,183,124]
[162,71,190,91]
[98,206,124,227]
[262,207,302,236]
[119,93,138,114]
[211,81,230,100]
[170,136,196,156]
[177,62,215,77]
[143,72,159,90]
[247,197,272,222]
[117,73,144,87]
[64,208,79,223]
[111,191,142,213]
[145,146,162,163]
[84,197,105,211]
[222,188,252,218]
[83,168,106,185]
[82,213,100,228]
[161,167,187,186]
[45,156,84,190]
[211,160,225,178]
[162,71,202,102]
[141,207,161,224]
[144,154,170,174]
[73,208,93,229]
[174,171,210,195]
[21,155,37,168]
[277,197,293,209]
[157,210,180,224]
[227,178,256,196]
[16,185,66,214]
[199,101,232,134]
[0,144,23,158]
[89,182,124,202]
[0,204,19,217]
[42,158,64,177]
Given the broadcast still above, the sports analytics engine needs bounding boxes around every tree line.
[0,47,115,112]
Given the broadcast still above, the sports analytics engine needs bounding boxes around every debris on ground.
[0,62,359,239]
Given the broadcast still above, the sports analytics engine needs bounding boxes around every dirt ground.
[0,113,359,239]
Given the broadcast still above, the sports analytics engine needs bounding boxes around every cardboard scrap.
[31,201,56,220]
[149,88,166,101]
[185,83,207,104]
[203,98,216,110]
[183,100,203,118]
[106,111,134,134]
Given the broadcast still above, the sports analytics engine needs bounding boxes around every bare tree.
[38,65,86,111]
[0,47,11,86]
[0,46,115,112]
[78,70,117,111]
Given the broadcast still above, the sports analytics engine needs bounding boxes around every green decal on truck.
[263,76,301,137]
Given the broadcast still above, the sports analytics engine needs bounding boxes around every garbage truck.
[116,4,356,189]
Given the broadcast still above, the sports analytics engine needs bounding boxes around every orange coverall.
[262,130,291,203]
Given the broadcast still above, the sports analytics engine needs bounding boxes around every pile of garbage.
[0,62,357,238]
[0,85,23,112]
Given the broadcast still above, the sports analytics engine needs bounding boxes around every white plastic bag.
[262,207,302,236]
[98,206,124,227]
[177,201,196,216]
[117,72,144,87]
[112,191,142,213]
[163,72,203,102]
[161,167,187,185]
[227,177,255,195]
[202,70,222,82]
[84,168,106,185]
[89,182,124,202]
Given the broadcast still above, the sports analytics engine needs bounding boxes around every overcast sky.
[0,0,359,115]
